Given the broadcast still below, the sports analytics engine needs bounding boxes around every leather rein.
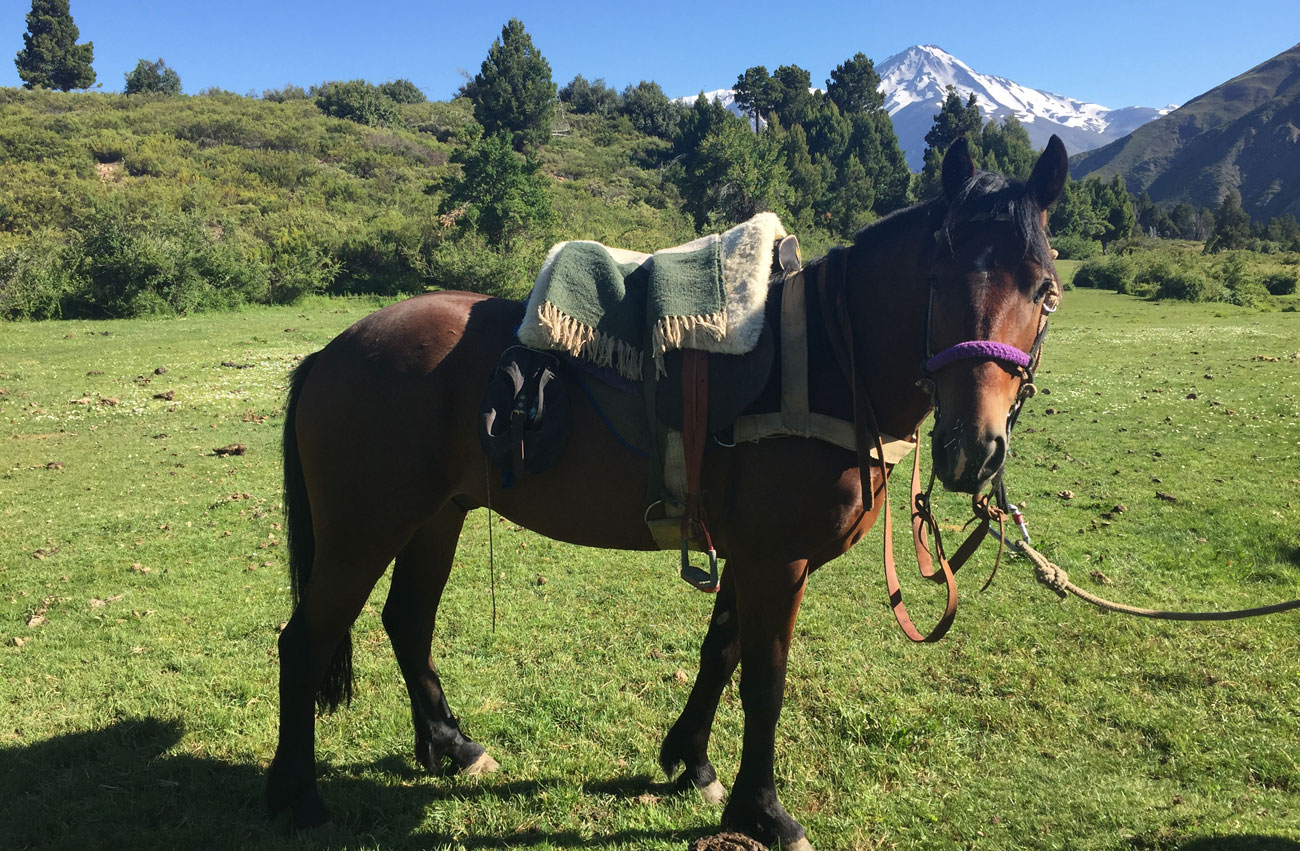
[816,243,1057,643]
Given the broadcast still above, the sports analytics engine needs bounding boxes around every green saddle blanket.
[517,212,787,381]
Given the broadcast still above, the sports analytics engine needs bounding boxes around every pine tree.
[825,52,883,115]
[462,19,556,151]
[1204,190,1251,253]
[916,86,983,199]
[769,65,816,129]
[14,0,95,91]
[732,66,772,132]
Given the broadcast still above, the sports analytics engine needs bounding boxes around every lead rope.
[1014,539,1300,620]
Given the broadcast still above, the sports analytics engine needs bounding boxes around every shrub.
[315,80,400,127]
[1262,271,1298,295]
[124,58,182,96]
[1224,278,1270,307]
[1049,234,1100,260]
[263,84,309,103]
[78,207,266,316]
[1156,269,1217,302]
[1072,255,1132,291]
[0,234,83,319]
[377,79,426,104]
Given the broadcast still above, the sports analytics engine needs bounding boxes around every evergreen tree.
[827,154,875,235]
[825,52,883,115]
[439,131,555,248]
[559,74,620,116]
[1048,178,1106,243]
[769,64,816,128]
[14,0,94,91]
[732,66,773,132]
[620,81,679,139]
[675,118,789,229]
[977,116,1035,179]
[1205,190,1251,253]
[462,19,556,151]
[1100,174,1136,247]
[124,58,181,96]
[916,87,982,198]
[848,109,912,214]
[673,93,735,161]
[779,124,825,226]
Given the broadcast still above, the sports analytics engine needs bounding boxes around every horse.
[266,136,1069,850]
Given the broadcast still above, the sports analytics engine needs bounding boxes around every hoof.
[699,779,727,805]
[460,751,499,777]
[782,839,812,851]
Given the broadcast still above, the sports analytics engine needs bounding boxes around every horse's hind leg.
[383,504,498,776]
[268,536,399,829]
[660,567,738,804]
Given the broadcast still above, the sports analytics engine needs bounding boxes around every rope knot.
[1014,540,1069,599]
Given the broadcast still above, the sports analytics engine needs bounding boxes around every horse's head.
[924,135,1068,493]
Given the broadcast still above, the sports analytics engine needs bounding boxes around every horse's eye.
[1033,279,1054,303]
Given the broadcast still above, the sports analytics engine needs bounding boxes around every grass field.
[1,289,1298,851]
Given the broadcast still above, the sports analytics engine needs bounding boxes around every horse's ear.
[941,137,975,201]
[1027,135,1068,209]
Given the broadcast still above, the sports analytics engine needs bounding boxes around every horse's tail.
[283,350,353,712]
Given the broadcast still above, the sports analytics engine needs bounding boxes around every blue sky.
[3,1,1297,110]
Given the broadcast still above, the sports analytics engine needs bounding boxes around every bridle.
[866,214,1061,643]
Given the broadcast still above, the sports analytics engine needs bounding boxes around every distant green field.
[2,289,1298,850]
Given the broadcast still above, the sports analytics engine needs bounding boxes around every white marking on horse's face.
[951,446,970,481]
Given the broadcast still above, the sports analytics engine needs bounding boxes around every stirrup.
[680,539,720,593]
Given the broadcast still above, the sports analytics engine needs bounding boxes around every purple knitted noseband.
[924,340,1032,374]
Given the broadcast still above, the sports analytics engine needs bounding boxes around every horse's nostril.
[982,435,1007,479]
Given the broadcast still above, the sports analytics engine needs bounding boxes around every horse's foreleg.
[722,558,812,851]
[382,504,498,777]
[660,567,738,804]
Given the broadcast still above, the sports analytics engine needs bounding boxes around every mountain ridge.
[1070,41,1300,221]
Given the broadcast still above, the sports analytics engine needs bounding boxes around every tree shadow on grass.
[0,717,695,850]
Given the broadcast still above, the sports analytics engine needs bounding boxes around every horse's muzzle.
[930,424,1006,493]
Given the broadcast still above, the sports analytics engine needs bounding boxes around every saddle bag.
[478,345,572,482]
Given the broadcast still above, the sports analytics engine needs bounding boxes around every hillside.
[0,87,695,318]
[1070,42,1300,221]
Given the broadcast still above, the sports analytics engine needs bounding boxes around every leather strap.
[680,349,711,544]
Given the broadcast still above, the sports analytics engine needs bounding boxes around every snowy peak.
[672,45,1171,171]
[877,45,1171,168]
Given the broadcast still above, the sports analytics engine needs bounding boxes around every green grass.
[2,290,1298,850]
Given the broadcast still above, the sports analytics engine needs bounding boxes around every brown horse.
[266,137,1068,849]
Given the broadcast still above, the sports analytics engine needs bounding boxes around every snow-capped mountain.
[675,45,1173,171]
[878,45,1173,169]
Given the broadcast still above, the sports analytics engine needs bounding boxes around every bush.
[1224,278,1270,307]
[78,207,266,317]
[124,58,182,96]
[315,80,400,127]
[0,234,82,319]
[1049,234,1100,260]
[1262,271,1298,295]
[378,79,426,104]
[262,84,309,102]
[1072,255,1133,291]
[1156,269,1217,302]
